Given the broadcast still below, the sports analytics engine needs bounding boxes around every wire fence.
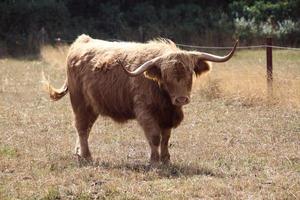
[54,38,300,51]
[176,43,300,51]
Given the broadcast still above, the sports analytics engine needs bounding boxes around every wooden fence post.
[266,37,273,96]
[139,26,145,42]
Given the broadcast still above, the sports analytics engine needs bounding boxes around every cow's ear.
[144,65,162,82]
[194,60,211,76]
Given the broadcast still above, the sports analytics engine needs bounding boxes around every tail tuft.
[42,71,68,101]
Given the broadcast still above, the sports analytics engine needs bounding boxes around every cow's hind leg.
[73,106,97,164]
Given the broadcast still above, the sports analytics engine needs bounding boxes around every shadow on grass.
[96,160,223,178]
[46,154,79,171]
[49,155,223,178]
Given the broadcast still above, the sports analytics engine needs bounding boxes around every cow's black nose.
[175,96,190,105]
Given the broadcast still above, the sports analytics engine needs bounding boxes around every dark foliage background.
[0,0,299,56]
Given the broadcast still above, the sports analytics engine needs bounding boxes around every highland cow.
[45,34,237,165]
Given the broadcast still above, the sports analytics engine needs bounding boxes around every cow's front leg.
[161,129,171,164]
[135,110,161,165]
[147,132,161,165]
[143,126,161,165]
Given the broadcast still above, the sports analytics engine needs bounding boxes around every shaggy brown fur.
[46,34,233,165]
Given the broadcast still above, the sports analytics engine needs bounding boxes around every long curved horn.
[191,40,238,62]
[121,56,162,77]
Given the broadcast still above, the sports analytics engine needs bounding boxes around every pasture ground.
[0,48,299,199]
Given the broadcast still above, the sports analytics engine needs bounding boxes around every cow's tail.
[42,71,68,101]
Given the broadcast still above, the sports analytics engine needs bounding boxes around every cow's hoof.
[149,161,160,169]
[74,154,93,166]
[74,146,80,155]
[161,159,171,166]
[160,154,170,165]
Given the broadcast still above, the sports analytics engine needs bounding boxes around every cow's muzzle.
[174,96,190,106]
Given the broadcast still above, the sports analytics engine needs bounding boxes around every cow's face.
[122,41,237,105]
[144,53,210,106]
[161,61,193,106]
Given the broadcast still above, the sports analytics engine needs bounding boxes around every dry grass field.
[0,46,299,199]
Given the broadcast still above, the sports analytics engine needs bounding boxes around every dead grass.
[40,44,69,69]
[0,48,299,199]
[194,50,300,108]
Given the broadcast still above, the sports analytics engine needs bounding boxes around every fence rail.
[176,43,300,51]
